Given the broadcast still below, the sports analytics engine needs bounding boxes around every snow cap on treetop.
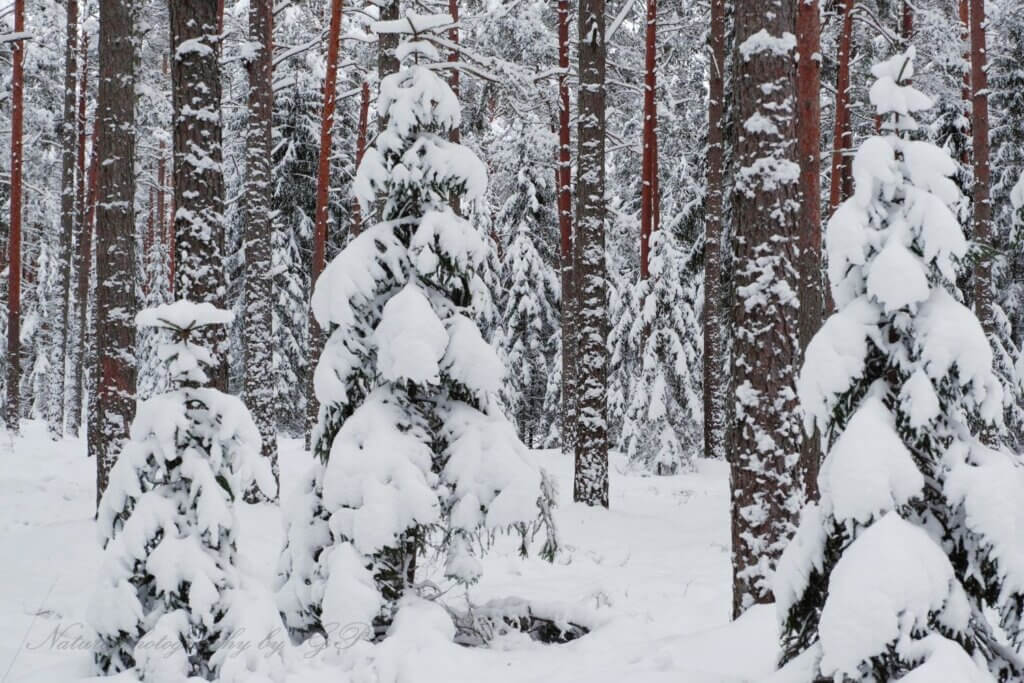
[372,11,454,36]
[136,300,234,331]
[868,47,932,131]
[396,39,440,63]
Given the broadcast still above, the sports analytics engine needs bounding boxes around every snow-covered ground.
[0,421,778,682]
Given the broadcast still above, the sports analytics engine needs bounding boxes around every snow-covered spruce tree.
[776,48,1024,681]
[492,125,560,448]
[619,228,703,475]
[89,302,279,680]
[605,201,640,447]
[136,228,172,402]
[276,35,552,639]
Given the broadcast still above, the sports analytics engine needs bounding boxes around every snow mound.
[819,512,967,679]
[818,396,924,524]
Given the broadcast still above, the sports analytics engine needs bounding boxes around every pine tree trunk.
[639,0,657,280]
[828,0,854,213]
[796,0,822,499]
[170,0,227,391]
[901,0,913,44]
[351,80,370,238]
[68,33,89,438]
[703,0,727,462]
[968,0,996,447]
[95,0,137,505]
[573,0,609,508]
[79,123,98,456]
[730,0,802,618]
[378,0,400,91]
[85,127,101,462]
[969,0,992,331]
[557,0,576,453]
[243,0,279,495]
[53,0,79,438]
[306,0,344,449]
[5,4,25,435]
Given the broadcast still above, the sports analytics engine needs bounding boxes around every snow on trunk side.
[729,0,803,617]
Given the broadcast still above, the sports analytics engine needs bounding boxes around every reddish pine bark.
[796,0,823,499]
[703,0,727,461]
[969,0,994,344]
[307,0,344,446]
[828,0,854,212]
[351,80,370,237]
[639,0,657,279]
[5,0,25,434]
[901,0,913,43]
[557,0,576,452]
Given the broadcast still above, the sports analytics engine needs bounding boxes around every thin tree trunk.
[557,0,576,453]
[158,54,168,272]
[828,0,854,213]
[901,0,913,44]
[5,2,24,435]
[639,0,657,279]
[68,31,89,437]
[52,0,80,438]
[78,122,98,454]
[796,0,822,499]
[378,0,400,94]
[730,0,802,618]
[703,0,727,462]
[144,186,154,297]
[95,0,137,505]
[162,54,174,291]
[351,79,370,237]
[243,0,279,496]
[170,0,227,390]
[306,0,344,449]
[969,0,995,407]
[573,0,609,508]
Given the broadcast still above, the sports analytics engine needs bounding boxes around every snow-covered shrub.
[276,35,554,641]
[618,228,702,474]
[775,48,1024,681]
[89,301,279,680]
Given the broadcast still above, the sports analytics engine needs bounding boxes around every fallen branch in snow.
[446,597,593,646]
